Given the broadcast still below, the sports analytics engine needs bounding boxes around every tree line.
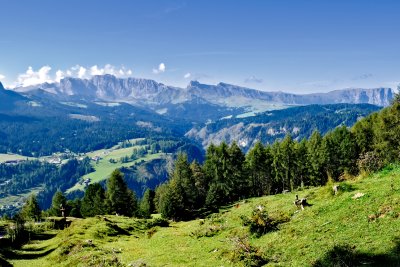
[18,169,153,221]
[154,98,400,220]
[17,96,400,222]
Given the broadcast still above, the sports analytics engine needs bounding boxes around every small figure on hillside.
[332,185,339,195]
[294,194,311,210]
[60,204,66,219]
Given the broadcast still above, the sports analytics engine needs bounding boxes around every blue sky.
[0,0,399,93]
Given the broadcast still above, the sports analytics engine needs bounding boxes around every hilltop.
[2,164,400,267]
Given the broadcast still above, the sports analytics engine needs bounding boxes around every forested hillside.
[187,103,381,151]
[156,98,400,221]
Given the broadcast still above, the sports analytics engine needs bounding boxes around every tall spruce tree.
[246,142,270,197]
[49,190,67,216]
[273,134,295,191]
[81,183,106,217]
[20,194,41,221]
[190,160,208,207]
[293,138,309,188]
[158,180,185,221]
[323,126,359,180]
[307,130,328,185]
[105,169,138,217]
[140,189,155,218]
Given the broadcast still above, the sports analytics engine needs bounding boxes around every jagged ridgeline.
[186,103,382,152]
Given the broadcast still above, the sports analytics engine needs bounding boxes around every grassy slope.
[0,187,43,207]
[8,165,400,267]
[0,154,33,163]
[67,138,164,192]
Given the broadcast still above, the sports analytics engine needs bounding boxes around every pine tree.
[105,169,137,216]
[81,183,106,217]
[323,126,359,180]
[293,138,309,188]
[228,142,246,199]
[246,142,271,196]
[20,194,41,221]
[307,130,327,185]
[158,180,185,221]
[272,134,295,191]
[190,160,208,207]
[67,198,82,218]
[154,183,169,213]
[49,190,67,216]
[140,189,155,218]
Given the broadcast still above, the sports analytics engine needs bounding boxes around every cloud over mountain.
[153,63,166,74]
[14,64,133,87]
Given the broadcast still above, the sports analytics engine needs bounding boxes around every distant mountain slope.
[0,82,26,111]
[186,81,393,107]
[186,103,381,151]
[12,75,394,123]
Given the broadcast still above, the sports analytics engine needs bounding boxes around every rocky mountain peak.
[187,80,201,87]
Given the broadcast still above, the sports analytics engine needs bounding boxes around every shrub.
[229,235,268,267]
[357,151,383,173]
[312,244,369,267]
[241,206,277,237]
[145,218,169,229]
[190,223,224,238]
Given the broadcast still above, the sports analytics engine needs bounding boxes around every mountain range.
[0,76,395,153]
[11,75,394,118]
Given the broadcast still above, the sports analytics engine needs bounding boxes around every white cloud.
[13,64,134,87]
[184,73,191,79]
[90,65,104,76]
[0,74,5,80]
[89,64,133,77]
[55,70,64,82]
[77,66,87,78]
[153,63,166,74]
[352,73,373,81]
[16,66,53,87]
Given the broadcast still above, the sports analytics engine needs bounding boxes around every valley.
[0,76,391,218]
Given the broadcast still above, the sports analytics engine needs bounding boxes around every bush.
[190,214,227,238]
[241,206,277,237]
[145,218,169,229]
[357,152,383,173]
[229,235,268,267]
[312,244,369,267]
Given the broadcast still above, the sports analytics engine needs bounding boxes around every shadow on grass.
[106,222,131,236]
[2,247,56,260]
[313,238,400,267]
[22,244,52,252]
[31,232,57,241]
[0,255,13,267]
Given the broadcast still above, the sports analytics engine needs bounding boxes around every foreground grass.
[8,165,400,266]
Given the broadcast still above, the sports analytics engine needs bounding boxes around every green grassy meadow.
[4,165,400,266]
[0,154,33,163]
[0,187,43,207]
[67,142,165,193]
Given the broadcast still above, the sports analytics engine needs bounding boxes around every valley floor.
[4,165,400,266]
